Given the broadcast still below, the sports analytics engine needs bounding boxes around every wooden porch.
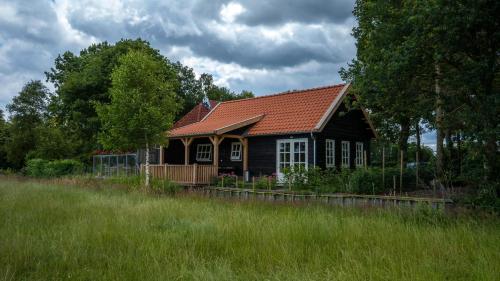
[141,164,218,185]
[159,133,249,174]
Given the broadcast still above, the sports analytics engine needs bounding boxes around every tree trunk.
[416,121,421,188]
[398,120,410,168]
[485,137,499,185]
[145,142,150,187]
[445,129,453,174]
[435,63,445,181]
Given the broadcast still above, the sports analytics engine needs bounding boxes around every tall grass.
[0,178,498,281]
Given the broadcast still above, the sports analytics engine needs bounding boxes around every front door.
[276,138,308,182]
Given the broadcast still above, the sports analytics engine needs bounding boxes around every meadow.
[0,178,499,281]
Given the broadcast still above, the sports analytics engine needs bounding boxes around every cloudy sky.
[0,0,435,147]
[0,0,356,107]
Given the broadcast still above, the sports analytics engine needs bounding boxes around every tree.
[0,110,8,169]
[96,50,179,187]
[46,39,172,160]
[340,0,434,167]
[343,0,499,189]
[5,81,50,168]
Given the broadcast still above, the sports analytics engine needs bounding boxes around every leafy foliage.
[26,158,84,177]
[4,81,50,168]
[96,49,179,150]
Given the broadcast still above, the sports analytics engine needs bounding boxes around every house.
[138,99,217,165]
[172,99,218,129]
[161,83,377,181]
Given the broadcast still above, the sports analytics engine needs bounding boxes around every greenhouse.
[92,153,138,177]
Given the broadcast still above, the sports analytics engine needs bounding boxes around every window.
[341,141,350,168]
[325,139,335,168]
[196,144,212,161]
[231,142,242,161]
[276,138,308,181]
[355,142,364,167]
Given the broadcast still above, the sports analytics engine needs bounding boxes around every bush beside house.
[26,159,84,177]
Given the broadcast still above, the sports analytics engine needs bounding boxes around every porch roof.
[168,83,350,138]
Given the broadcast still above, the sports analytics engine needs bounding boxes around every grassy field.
[0,178,499,281]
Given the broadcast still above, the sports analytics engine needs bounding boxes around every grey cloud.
[193,0,355,26]
[236,0,355,26]
[65,1,355,69]
[0,0,357,110]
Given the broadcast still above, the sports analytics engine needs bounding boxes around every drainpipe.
[311,132,316,167]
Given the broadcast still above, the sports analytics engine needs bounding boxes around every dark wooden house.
[162,83,376,181]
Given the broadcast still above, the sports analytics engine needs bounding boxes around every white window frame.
[341,141,350,168]
[325,139,335,168]
[196,144,212,162]
[276,138,308,182]
[230,142,242,161]
[355,142,364,167]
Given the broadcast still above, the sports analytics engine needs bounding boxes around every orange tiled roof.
[168,84,348,137]
[172,100,218,129]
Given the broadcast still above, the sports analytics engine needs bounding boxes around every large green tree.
[96,50,179,186]
[340,0,434,167]
[0,110,8,169]
[5,81,50,168]
[46,39,254,162]
[46,39,169,160]
[409,0,500,182]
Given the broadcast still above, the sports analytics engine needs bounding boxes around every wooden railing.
[141,164,217,185]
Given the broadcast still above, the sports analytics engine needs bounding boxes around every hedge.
[26,159,84,177]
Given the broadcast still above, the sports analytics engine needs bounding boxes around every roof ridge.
[219,83,346,105]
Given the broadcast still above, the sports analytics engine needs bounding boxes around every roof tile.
[169,84,346,137]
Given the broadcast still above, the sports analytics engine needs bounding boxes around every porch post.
[209,136,220,168]
[159,146,164,164]
[242,138,248,176]
[181,138,193,165]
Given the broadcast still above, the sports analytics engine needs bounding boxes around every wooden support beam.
[181,137,193,165]
[159,146,164,164]
[222,134,243,140]
[242,138,248,173]
[209,136,220,168]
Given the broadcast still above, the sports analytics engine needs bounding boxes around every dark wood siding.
[164,139,185,164]
[316,103,374,169]
[247,134,314,177]
[219,138,244,174]
[165,102,374,177]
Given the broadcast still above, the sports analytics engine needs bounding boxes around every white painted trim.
[314,83,350,131]
[355,142,364,167]
[276,138,309,182]
[230,142,242,161]
[325,139,335,168]
[199,102,220,122]
[214,114,264,135]
[196,143,212,162]
[360,106,378,139]
[341,141,350,168]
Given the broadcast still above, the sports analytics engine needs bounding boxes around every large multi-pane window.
[355,142,364,167]
[231,142,242,161]
[276,139,308,181]
[325,139,335,168]
[196,144,212,161]
[341,141,350,168]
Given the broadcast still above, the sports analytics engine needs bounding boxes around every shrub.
[26,159,49,177]
[26,158,84,178]
[254,175,277,190]
[281,166,432,195]
[150,178,182,195]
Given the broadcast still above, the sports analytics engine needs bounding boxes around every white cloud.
[220,2,246,23]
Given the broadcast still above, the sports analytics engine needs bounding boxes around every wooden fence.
[204,187,454,210]
[141,164,217,185]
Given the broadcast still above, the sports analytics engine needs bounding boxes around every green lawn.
[0,179,498,281]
